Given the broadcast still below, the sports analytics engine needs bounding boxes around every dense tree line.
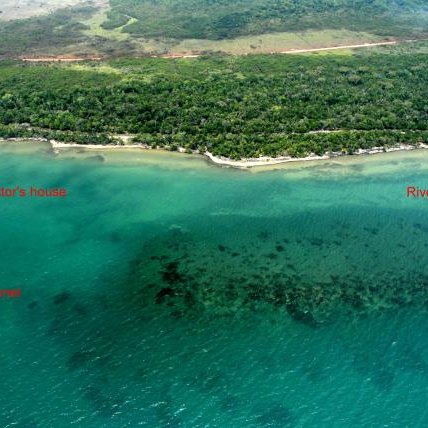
[0,125,116,145]
[1,51,428,159]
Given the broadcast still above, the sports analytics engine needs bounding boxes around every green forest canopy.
[1,44,428,159]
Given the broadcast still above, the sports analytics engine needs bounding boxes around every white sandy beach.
[1,137,427,169]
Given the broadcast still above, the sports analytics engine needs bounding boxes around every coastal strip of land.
[47,139,428,168]
[204,144,427,168]
[1,138,425,169]
[51,141,428,168]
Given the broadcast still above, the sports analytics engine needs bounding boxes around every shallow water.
[1,141,428,427]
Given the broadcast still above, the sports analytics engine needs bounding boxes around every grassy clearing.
[307,49,354,56]
[170,29,385,55]
[82,8,138,42]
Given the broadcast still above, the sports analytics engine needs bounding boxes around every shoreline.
[204,144,428,168]
[1,137,427,169]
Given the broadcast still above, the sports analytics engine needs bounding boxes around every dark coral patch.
[162,261,185,285]
[255,404,294,427]
[28,301,39,309]
[266,253,277,259]
[285,300,318,328]
[73,303,88,316]
[67,349,96,371]
[53,291,71,305]
[155,287,176,304]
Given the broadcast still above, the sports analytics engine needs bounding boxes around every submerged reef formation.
[20,218,428,426]
[125,226,428,327]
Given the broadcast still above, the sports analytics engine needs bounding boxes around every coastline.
[1,137,427,169]
[204,143,428,168]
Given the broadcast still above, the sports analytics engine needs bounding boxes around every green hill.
[107,0,428,39]
[0,0,427,58]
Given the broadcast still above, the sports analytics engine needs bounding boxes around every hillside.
[0,0,427,58]
[106,0,428,40]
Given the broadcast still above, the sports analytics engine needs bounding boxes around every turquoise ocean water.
[1,141,428,427]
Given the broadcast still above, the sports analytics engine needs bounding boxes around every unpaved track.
[163,39,419,58]
[21,55,103,62]
[18,38,421,62]
[280,40,405,54]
